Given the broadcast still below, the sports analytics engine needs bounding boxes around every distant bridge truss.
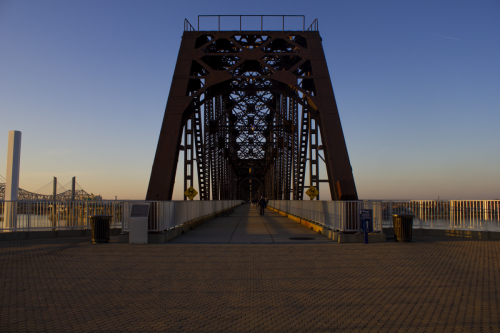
[0,175,100,201]
[147,15,358,201]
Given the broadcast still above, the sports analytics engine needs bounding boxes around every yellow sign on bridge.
[305,186,319,200]
[184,187,198,200]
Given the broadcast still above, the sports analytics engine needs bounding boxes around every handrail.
[195,15,313,33]
[184,18,195,32]
[306,18,318,31]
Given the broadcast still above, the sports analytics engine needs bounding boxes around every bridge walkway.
[170,203,332,244]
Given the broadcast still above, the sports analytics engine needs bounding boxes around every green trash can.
[392,214,414,242]
[90,215,113,243]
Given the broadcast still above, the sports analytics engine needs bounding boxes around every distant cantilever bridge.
[0,175,100,201]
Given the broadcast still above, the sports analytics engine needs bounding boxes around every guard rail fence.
[268,200,500,232]
[0,200,242,233]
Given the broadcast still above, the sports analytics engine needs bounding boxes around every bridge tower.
[146,16,357,201]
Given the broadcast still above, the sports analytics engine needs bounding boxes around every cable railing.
[0,200,242,233]
[184,15,318,32]
[268,199,500,232]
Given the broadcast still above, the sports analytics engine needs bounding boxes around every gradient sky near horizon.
[1,0,499,200]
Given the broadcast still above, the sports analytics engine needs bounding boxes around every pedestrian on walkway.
[258,195,267,216]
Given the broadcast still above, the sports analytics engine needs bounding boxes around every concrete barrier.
[336,232,386,243]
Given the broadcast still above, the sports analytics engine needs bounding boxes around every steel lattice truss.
[147,21,358,201]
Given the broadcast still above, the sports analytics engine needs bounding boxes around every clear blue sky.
[1,0,499,200]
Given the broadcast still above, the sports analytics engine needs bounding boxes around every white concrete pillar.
[4,131,22,230]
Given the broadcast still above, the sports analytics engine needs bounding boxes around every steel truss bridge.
[147,15,358,202]
[0,175,99,201]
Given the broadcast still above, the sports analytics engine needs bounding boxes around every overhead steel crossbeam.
[146,17,357,201]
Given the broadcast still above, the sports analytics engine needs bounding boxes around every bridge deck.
[171,204,331,244]
[1,213,499,332]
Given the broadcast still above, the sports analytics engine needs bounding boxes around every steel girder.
[146,31,357,201]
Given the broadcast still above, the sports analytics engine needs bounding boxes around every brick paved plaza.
[1,205,499,332]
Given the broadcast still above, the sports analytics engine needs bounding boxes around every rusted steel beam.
[147,29,357,201]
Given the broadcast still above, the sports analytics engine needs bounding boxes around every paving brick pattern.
[1,211,499,332]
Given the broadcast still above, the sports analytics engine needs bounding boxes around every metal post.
[71,176,76,201]
[484,200,488,224]
[193,102,206,200]
[184,115,194,200]
[291,99,298,200]
[27,202,31,232]
[204,98,213,200]
[308,117,312,197]
[308,119,319,199]
[364,220,368,244]
[449,200,453,229]
[53,177,57,201]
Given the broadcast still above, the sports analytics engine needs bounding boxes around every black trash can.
[392,214,414,242]
[90,215,113,243]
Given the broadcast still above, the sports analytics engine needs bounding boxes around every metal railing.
[268,200,500,232]
[268,200,383,232]
[121,200,241,232]
[4,199,497,234]
[187,15,317,33]
[381,200,500,231]
[0,200,242,233]
[184,18,195,32]
[306,18,318,31]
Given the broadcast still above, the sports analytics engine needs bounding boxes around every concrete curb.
[384,227,500,240]
[0,228,122,242]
